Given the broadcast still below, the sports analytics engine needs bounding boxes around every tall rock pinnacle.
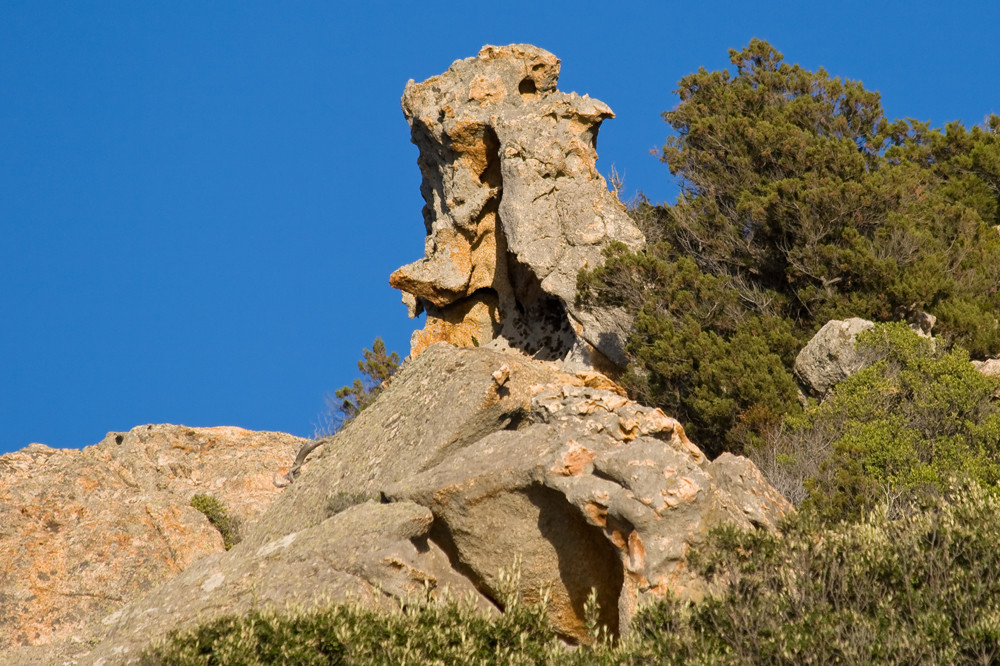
[391,44,644,371]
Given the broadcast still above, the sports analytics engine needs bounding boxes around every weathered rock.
[794,318,875,402]
[82,501,492,666]
[28,345,790,662]
[973,358,1000,378]
[390,44,645,371]
[386,379,791,639]
[28,345,550,664]
[905,310,936,338]
[245,343,560,549]
[0,425,304,655]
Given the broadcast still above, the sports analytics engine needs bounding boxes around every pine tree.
[578,40,1000,456]
[324,338,401,432]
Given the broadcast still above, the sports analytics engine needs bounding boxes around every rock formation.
[0,46,793,665]
[384,366,790,636]
[794,317,876,402]
[30,344,792,665]
[0,425,303,656]
[973,358,1000,378]
[390,44,644,371]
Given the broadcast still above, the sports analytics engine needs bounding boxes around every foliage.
[579,239,802,456]
[799,324,1000,522]
[190,494,242,551]
[629,485,1000,665]
[578,39,1000,456]
[319,337,401,435]
[150,487,1000,665]
[140,569,610,666]
[751,324,1000,519]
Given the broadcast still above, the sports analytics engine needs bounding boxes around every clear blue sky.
[2,1,998,453]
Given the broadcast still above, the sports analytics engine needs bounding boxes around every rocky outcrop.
[84,499,493,666]
[973,358,1000,378]
[39,344,794,664]
[794,318,875,402]
[0,425,303,655]
[904,310,936,338]
[0,45,793,665]
[386,379,790,638]
[390,44,644,371]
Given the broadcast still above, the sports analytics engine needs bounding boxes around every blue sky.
[2,1,998,453]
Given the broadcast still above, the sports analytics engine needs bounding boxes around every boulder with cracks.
[386,378,790,638]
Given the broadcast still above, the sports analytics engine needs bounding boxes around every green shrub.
[141,588,573,665]
[318,337,401,435]
[786,324,1000,523]
[190,494,243,551]
[579,240,802,457]
[629,485,1000,665]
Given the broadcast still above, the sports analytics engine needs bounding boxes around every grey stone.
[84,501,492,665]
[794,318,875,402]
[385,376,791,640]
[973,358,1000,378]
[906,310,936,338]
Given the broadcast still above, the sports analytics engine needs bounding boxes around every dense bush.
[141,569,598,666]
[580,241,802,455]
[578,39,1000,456]
[629,486,1000,665]
[749,324,1000,520]
[141,599,562,666]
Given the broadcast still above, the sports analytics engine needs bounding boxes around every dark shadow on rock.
[527,485,622,637]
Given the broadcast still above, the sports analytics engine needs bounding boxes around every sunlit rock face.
[391,44,644,372]
[0,425,304,654]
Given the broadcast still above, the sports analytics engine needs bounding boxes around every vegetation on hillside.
[190,494,243,551]
[755,323,1000,522]
[578,39,1000,457]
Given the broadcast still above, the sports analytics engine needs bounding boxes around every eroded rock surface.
[387,379,790,638]
[83,500,492,666]
[974,358,1000,378]
[390,44,644,370]
[45,345,792,663]
[0,425,303,655]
